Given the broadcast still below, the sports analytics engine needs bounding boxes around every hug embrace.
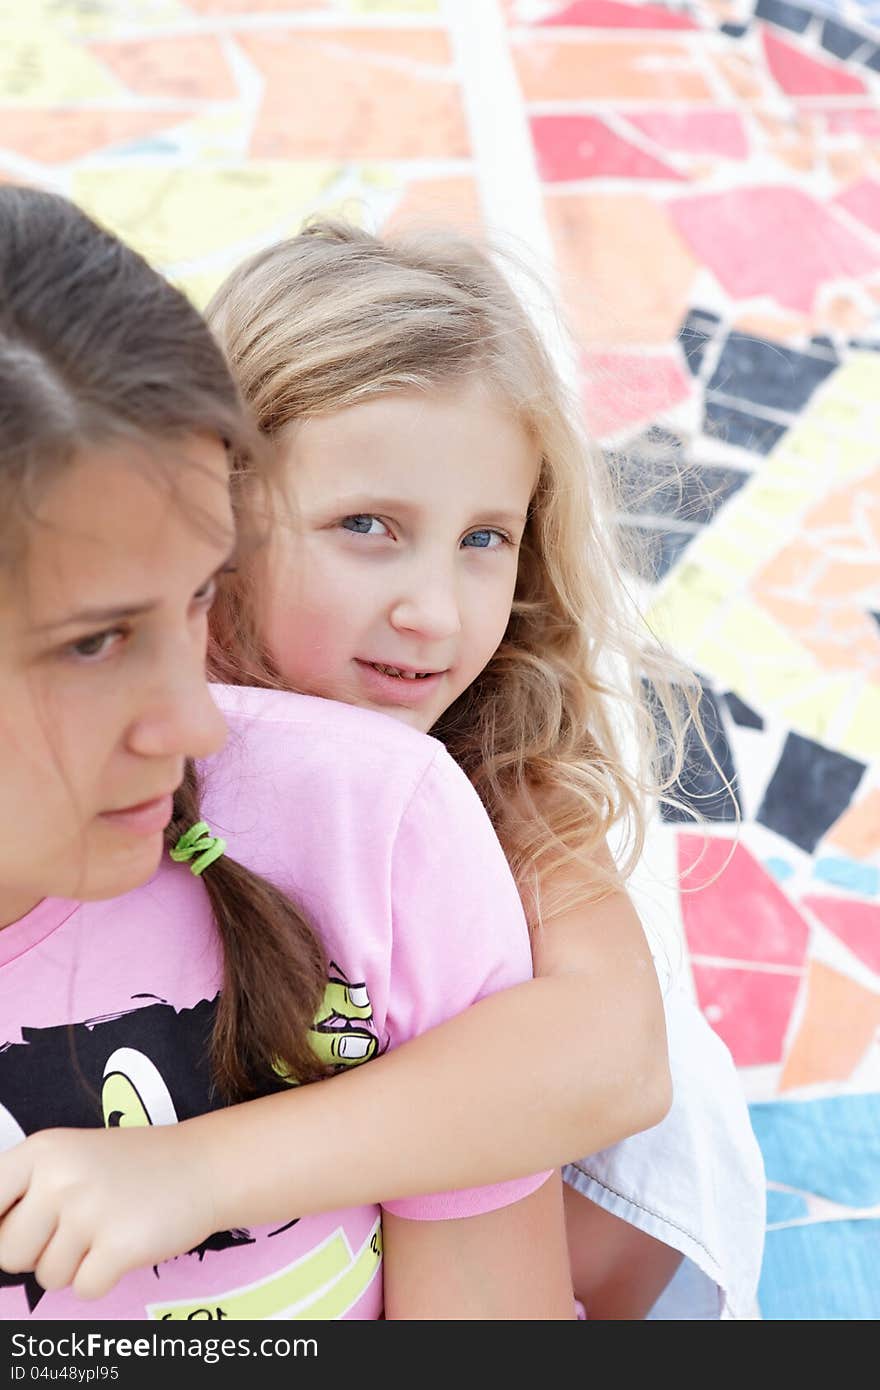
[0,187,764,1321]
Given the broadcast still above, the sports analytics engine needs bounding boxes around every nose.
[389,559,462,643]
[126,641,228,763]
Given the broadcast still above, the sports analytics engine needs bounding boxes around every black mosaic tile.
[862,45,880,72]
[756,732,866,853]
[678,309,721,378]
[809,334,839,361]
[870,610,880,632]
[755,0,811,33]
[614,451,748,524]
[619,523,695,582]
[720,21,750,36]
[723,691,765,730]
[820,18,866,60]
[707,333,837,414]
[654,683,741,824]
[849,337,880,352]
[703,400,788,454]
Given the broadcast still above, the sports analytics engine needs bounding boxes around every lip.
[354,659,447,708]
[99,793,175,836]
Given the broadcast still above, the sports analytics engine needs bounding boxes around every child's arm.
[0,855,669,1300]
[383,1173,574,1320]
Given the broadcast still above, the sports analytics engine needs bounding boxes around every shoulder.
[202,684,473,857]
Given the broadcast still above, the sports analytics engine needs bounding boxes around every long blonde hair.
[206,220,710,921]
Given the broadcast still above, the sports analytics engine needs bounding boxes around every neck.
[0,889,42,932]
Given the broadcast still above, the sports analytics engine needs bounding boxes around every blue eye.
[341,515,388,536]
[463,529,506,549]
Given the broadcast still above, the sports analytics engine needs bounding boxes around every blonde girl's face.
[0,436,234,929]
[259,379,540,733]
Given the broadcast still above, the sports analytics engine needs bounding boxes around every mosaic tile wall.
[2,0,878,1319]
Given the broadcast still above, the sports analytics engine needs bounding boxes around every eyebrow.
[31,545,238,634]
[330,497,529,531]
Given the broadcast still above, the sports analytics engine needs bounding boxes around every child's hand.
[0,1125,216,1301]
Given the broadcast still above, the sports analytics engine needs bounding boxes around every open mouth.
[368,663,438,681]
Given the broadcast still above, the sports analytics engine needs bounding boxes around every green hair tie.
[170,821,227,876]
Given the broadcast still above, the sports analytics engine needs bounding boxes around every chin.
[83,834,167,903]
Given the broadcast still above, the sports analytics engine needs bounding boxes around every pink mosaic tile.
[678,834,811,966]
[762,26,868,99]
[669,187,880,314]
[531,114,686,182]
[624,110,749,161]
[802,896,880,976]
[834,179,880,237]
[89,36,236,101]
[825,108,880,138]
[780,961,880,1092]
[582,350,692,438]
[691,963,803,1067]
[537,0,698,29]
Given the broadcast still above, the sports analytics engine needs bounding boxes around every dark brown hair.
[0,186,329,1098]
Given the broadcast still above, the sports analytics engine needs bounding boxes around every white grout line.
[441,0,581,399]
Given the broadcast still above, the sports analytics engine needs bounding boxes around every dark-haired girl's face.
[0,436,234,929]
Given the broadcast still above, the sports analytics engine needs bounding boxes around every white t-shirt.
[0,686,547,1321]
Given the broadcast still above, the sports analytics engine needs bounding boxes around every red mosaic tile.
[691,963,803,1067]
[89,35,236,101]
[669,187,880,313]
[834,178,880,237]
[531,114,686,182]
[678,834,811,966]
[538,0,698,28]
[802,896,880,976]
[762,26,867,98]
[625,110,748,160]
[582,350,692,438]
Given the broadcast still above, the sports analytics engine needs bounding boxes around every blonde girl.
[0,189,573,1321]
[0,218,764,1320]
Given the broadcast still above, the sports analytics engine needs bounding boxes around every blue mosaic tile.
[766,1189,809,1223]
[750,1095,880,1207]
[723,691,764,729]
[765,856,796,882]
[813,856,879,895]
[760,1220,880,1319]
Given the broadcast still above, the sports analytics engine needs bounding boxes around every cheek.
[259,543,362,686]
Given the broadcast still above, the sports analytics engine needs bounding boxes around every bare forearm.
[192,967,668,1235]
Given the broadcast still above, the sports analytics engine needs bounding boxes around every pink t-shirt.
[0,686,547,1321]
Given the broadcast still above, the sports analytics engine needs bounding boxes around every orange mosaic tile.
[89,36,237,102]
[715,51,769,102]
[382,176,482,236]
[812,559,880,602]
[0,110,194,164]
[733,309,813,340]
[756,541,819,592]
[238,30,468,159]
[756,591,826,635]
[826,789,880,860]
[512,37,712,103]
[545,192,697,346]
[779,961,880,1092]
